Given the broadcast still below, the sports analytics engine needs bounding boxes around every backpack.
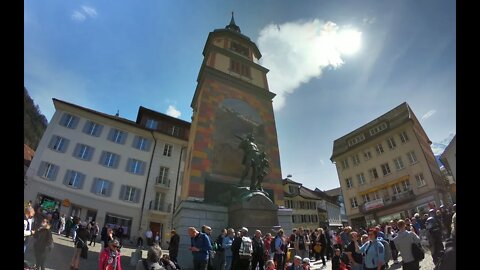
[239,236,253,260]
[379,239,392,263]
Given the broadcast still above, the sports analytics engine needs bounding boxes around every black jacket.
[434,237,456,270]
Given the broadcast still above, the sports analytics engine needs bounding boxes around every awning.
[359,175,410,196]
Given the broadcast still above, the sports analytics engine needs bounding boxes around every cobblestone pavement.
[24,233,436,270]
[24,233,151,270]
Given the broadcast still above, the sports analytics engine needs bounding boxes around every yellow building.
[330,102,448,228]
[283,178,322,231]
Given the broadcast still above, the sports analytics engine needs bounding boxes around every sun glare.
[336,29,362,55]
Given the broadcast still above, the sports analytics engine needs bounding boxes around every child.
[332,248,341,270]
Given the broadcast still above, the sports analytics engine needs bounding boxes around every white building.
[24,99,189,247]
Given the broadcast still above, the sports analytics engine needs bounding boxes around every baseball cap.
[240,227,248,233]
[302,258,310,265]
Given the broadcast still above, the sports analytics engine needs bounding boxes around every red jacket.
[98,247,122,270]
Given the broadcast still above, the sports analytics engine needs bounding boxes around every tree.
[24,87,48,150]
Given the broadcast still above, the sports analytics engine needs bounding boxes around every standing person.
[392,220,421,270]
[136,243,163,270]
[214,228,227,270]
[59,214,66,234]
[358,229,385,270]
[24,206,35,253]
[116,226,124,247]
[273,229,286,270]
[251,230,265,270]
[344,232,362,270]
[70,221,91,270]
[33,218,54,270]
[168,229,180,266]
[426,209,444,266]
[101,224,108,247]
[99,239,123,270]
[263,233,273,261]
[293,228,309,261]
[89,221,100,246]
[146,227,154,246]
[51,208,60,233]
[188,226,212,270]
[223,228,235,270]
[104,227,115,248]
[231,227,252,270]
[155,231,161,245]
[316,228,327,268]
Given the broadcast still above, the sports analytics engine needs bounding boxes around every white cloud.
[72,6,97,22]
[421,110,436,120]
[82,6,98,18]
[166,105,181,118]
[71,11,86,22]
[257,19,361,111]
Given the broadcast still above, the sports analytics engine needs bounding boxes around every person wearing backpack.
[231,227,251,270]
[392,220,421,270]
[359,229,385,270]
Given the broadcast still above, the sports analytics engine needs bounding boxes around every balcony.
[359,189,415,214]
[148,200,172,215]
[154,177,171,189]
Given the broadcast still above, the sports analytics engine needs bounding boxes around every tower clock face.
[212,98,266,177]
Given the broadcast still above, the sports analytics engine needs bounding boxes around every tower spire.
[225,11,241,33]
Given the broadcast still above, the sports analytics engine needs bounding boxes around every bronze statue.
[236,133,269,191]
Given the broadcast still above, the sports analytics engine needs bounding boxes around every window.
[350,197,359,208]
[415,173,426,187]
[100,151,120,168]
[91,178,113,197]
[357,173,366,185]
[376,143,384,155]
[37,161,59,181]
[364,150,372,160]
[132,136,151,151]
[230,59,251,77]
[83,121,103,137]
[168,126,180,136]
[381,163,391,176]
[163,144,173,157]
[345,177,353,189]
[363,194,370,203]
[48,135,69,153]
[73,144,95,161]
[368,168,379,180]
[63,170,85,189]
[371,191,380,200]
[120,185,140,203]
[108,128,127,144]
[352,154,360,166]
[157,166,169,184]
[59,113,79,129]
[387,137,397,150]
[126,158,146,175]
[342,159,349,170]
[392,183,402,195]
[399,131,409,143]
[407,151,418,164]
[401,179,411,191]
[231,41,249,56]
[369,122,387,136]
[393,157,405,170]
[348,134,365,147]
[146,119,158,130]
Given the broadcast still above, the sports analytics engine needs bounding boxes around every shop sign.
[365,198,384,211]
[62,199,71,207]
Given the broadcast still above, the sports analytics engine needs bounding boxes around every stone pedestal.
[173,200,228,270]
[228,191,279,235]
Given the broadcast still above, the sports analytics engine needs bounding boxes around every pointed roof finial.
[115,110,119,117]
[226,11,241,33]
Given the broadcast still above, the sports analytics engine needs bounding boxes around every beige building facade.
[24,99,189,247]
[330,103,448,228]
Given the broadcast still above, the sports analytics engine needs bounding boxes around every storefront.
[105,213,133,238]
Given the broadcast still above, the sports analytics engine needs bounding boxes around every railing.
[155,177,171,188]
[148,200,172,213]
[359,189,415,214]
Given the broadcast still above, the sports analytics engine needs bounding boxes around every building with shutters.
[24,99,189,247]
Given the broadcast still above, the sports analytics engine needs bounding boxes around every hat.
[294,256,302,261]
[302,258,311,264]
[240,227,248,233]
[429,209,436,214]
[108,239,120,247]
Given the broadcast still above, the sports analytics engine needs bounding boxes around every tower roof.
[225,12,241,33]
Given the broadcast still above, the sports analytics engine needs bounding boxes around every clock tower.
[180,13,285,205]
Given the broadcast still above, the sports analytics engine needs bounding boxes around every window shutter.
[145,139,151,151]
[108,128,115,142]
[60,138,70,153]
[113,154,120,168]
[71,116,79,129]
[134,188,141,203]
[86,146,94,161]
[119,185,126,200]
[73,144,81,158]
[48,136,56,149]
[78,173,85,189]
[94,124,103,137]
[106,181,113,197]
[140,161,146,175]
[132,136,139,149]
[82,121,90,134]
[120,131,127,144]
[51,165,59,181]
[63,170,71,186]
[59,114,67,126]
[91,178,98,193]
[99,151,106,165]
[37,162,46,177]
[127,158,133,172]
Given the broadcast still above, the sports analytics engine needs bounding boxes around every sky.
[24,0,456,192]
